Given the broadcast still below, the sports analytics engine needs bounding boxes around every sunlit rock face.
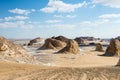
[0,36,36,64]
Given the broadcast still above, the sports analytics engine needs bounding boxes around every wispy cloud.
[40,0,87,13]
[93,0,120,8]
[66,15,76,18]
[99,13,120,19]
[53,14,76,18]
[54,15,63,18]
[3,16,29,21]
[9,8,35,15]
[43,24,75,29]
[90,5,96,8]
[31,9,36,12]
[51,24,75,29]
[0,21,33,29]
[46,19,61,23]
[79,19,109,27]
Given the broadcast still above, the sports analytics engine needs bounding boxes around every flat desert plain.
[1,62,120,80]
[0,39,120,80]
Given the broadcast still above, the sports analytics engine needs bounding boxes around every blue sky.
[0,0,120,39]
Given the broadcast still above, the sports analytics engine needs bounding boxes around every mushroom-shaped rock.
[95,43,104,52]
[58,39,80,54]
[74,38,87,44]
[28,37,43,46]
[40,38,66,50]
[103,39,120,56]
[52,36,69,42]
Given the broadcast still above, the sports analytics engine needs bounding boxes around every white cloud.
[40,0,87,13]
[54,15,63,18]
[53,14,76,18]
[46,24,75,29]
[0,21,33,29]
[46,19,61,23]
[9,8,31,15]
[99,14,120,19]
[41,7,56,13]
[4,16,29,21]
[31,9,36,12]
[0,22,17,28]
[93,0,120,8]
[79,19,109,27]
[66,15,76,18]
[91,5,96,8]
[38,23,75,29]
[52,24,75,29]
[28,21,41,24]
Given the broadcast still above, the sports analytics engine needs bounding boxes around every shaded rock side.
[58,39,80,54]
[52,36,69,43]
[74,38,87,44]
[95,43,104,52]
[28,37,43,46]
[40,38,66,50]
[103,39,120,56]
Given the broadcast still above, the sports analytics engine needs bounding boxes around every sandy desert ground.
[25,45,119,67]
[0,39,120,80]
[0,62,120,80]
